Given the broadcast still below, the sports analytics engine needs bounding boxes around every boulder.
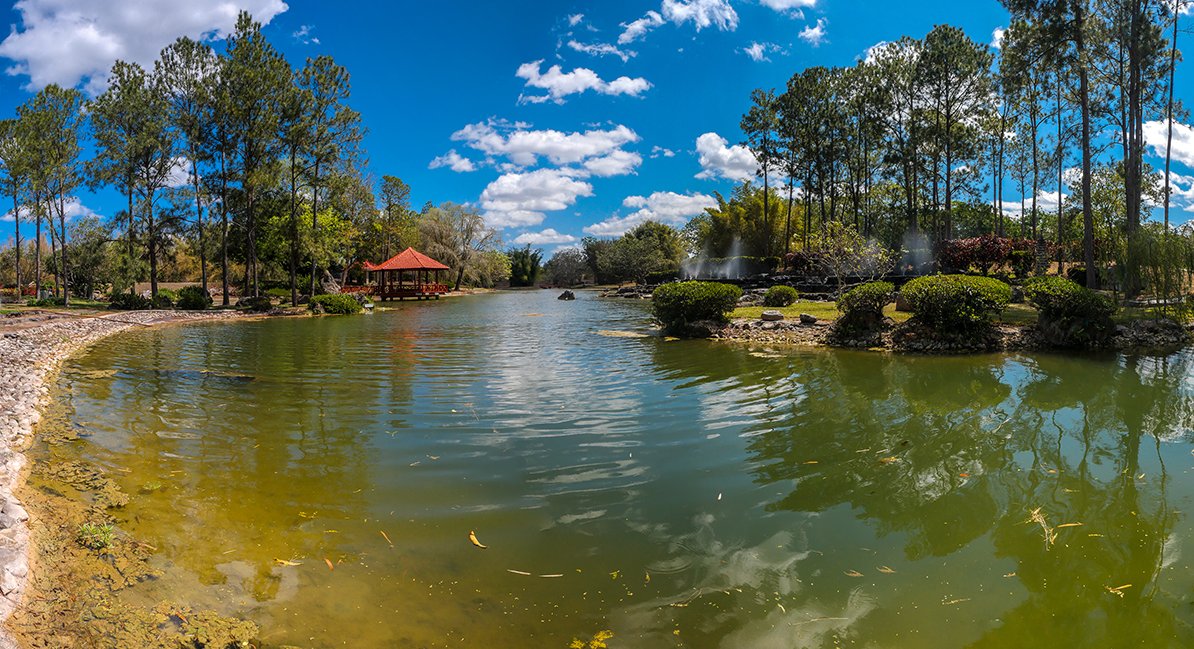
[320,269,341,296]
[761,310,785,322]
[895,292,913,312]
[558,290,576,301]
[799,313,818,325]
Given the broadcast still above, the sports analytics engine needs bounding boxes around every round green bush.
[763,285,799,307]
[652,281,742,333]
[109,292,151,310]
[1023,276,1116,347]
[309,293,364,315]
[239,296,275,313]
[151,288,178,309]
[837,281,894,327]
[901,274,1011,332]
[176,285,212,311]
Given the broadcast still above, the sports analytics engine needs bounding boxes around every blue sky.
[0,0,1191,251]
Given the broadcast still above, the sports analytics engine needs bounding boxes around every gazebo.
[359,247,452,301]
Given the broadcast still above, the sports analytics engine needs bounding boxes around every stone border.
[0,310,244,649]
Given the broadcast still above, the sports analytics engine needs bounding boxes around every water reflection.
[39,294,1194,647]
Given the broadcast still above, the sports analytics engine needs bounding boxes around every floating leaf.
[380,530,394,547]
[539,574,564,578]
[324,557,335,571]
[1106,584,1132,598]
[879,456,899,465]
[274,558,301,567]
[1056,522,1084,529]
[507,569,531,576]
[877,566,896,574]
[844,570,864,577]
[468,530,488,549]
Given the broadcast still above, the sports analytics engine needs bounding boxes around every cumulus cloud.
[582,149,643,177]
[513,228,578,245]
[480,168,594,229]
[566,40,636,63]
[451,120,641,171]
[799,18,828,47]
[991,27,1005,50]
[516,60,651,104]
[568,13,585,26]
[0,0,288,92]
[428,149,477,173]
[584,191,716,237]
[661,0,739,31]
[694,132,758,181]
[651,146,676,158]
[1144,120,1194,168]
[743,41,784,62]
[619,11,665,44]
[758,0,817,13]
[1167,172,1194,213]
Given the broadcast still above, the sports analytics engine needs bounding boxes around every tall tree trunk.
[219,155,230,306]
[1163,0,1181,229]
[33,194,41,298]
[192,158,207,294]
[10,193,19,300]
[784,175,794,255]
[47,197,58,298]
[148,208,159,299]
[761,136,770,258]
[289,149,300,307]
[1056,73,1065,275]
[1077,5,1096,289]
[309,160,322,298]
[57,196,69,306]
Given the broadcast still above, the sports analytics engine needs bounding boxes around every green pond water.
[38,291,1194,648]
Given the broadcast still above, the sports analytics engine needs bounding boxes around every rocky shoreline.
[0,309,243,649]
[714,315,1194,354]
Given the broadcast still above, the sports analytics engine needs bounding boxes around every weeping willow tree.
[1120,224,1194,320]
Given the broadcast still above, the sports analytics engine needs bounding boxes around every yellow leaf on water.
[1056,522,1084,529]
[844,570,864,577]
[507,569,531,576]
[324,557,335,571]
[877,566,896,574]
[380,530,394,547]
[274,558,302,567]
[879,457,899,465]
[468,530,488,549]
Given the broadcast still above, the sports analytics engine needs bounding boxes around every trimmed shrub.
[652,281,742,333]
[1023,276,1117,347]
[177,285,212,311]
[309,293,363,315]
[26,296,66,307]
[901,274,1011,332]
[239,296,274,313]
[837,281,894,329]
[109,292,151,311]
[763,285,799,307]
[151,288,178,309]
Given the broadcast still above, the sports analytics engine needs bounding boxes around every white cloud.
[743,41,784,62]
[661,0,739,31]
[428,149,477,173]
[292,24,319,45]
[619,11,665,44]
[991,27,1005,50]
[4,197,96,223]
[694,132,758,181]
[1144,120,1194,168]
[582,149,642,177]
[566,40,636,63]
[799,18,828,47]
[516,60,651,104]
[513,228,578,245]
[480,168,594,229]
[758,0,817,13]
[568,14,585,26]
[651,146,676,158]
[584,191,716,236]
[452,120,641,171]
[0,0,288,92]
[1167,172,1194,212]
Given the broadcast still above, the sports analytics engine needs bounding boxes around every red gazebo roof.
[363,247,450,272]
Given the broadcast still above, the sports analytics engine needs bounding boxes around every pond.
[28,291,1194,647]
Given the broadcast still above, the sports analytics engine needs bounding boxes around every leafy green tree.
[0,120,27,297]
[741,89,778,256]
[544,247,589,286]
[418,202,500,290]
[508,245,543,287]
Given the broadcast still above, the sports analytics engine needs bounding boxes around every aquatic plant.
[76,523,115,551]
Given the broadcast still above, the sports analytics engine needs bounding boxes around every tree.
[1161,0,1191,227]
[299,56,363,300]
[224,11,291,298]
[544,247,589,286]
[157,37,217,295]
[0,120,26,299]
[378,175,418,258]
[741,89,778,256]
[418,202,500,290]
[508,245,543,287]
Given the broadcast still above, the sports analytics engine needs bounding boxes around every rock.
[320,269,341,296]
[760,310,785,322]
[558,290,576,301]
[895,292,913,312]
[799,313,818,325]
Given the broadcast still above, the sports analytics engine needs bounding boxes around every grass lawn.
[732,300,1042,326]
